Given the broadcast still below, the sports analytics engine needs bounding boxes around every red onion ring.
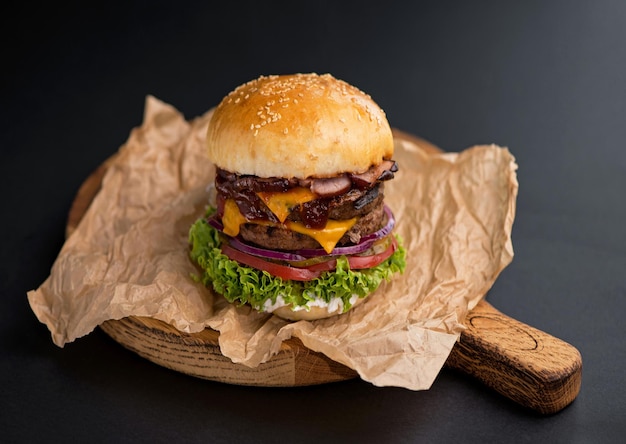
[207,217,224,231]
[206,205,396,260]
[228,237,309,261]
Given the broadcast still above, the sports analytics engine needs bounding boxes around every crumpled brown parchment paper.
[27,95,518,390]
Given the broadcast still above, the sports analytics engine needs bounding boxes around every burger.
[188,73,405,321]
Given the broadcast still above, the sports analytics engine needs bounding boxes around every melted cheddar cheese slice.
[221,198,357,253]
[222,199,248,237]
[257,187,317,223]
[285,218,357,253]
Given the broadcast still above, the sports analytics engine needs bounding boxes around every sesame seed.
[222,73,386,140]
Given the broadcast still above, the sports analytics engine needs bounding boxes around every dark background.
[2,1,625,442]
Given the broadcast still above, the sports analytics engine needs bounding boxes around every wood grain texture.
[446,300,582,414]
[66,128,581,413]
[100,316,357,386]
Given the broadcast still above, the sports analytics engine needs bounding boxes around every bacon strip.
[348,160,397,189]
[214,160,398,227]
[310,175,352,197]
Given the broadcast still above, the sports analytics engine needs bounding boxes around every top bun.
[206,73,394,179]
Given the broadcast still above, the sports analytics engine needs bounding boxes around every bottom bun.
[270,295,367,321]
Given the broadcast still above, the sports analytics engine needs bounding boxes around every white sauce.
[262,293,359,315]
[263,294,289,312]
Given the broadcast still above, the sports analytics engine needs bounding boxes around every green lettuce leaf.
[188,207,406,314]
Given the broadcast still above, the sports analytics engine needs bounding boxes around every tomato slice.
[304,236,398,272]
[348,236,397,269]
[221,244,322,281]
[299,258,337,273]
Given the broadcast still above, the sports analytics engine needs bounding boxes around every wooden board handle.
[445,299,582,414]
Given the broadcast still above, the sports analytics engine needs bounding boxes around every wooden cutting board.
[66,129,582,414]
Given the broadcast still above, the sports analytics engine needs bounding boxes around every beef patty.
[239,199,386,251]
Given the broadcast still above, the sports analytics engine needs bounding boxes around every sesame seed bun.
[206,73,394,179]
